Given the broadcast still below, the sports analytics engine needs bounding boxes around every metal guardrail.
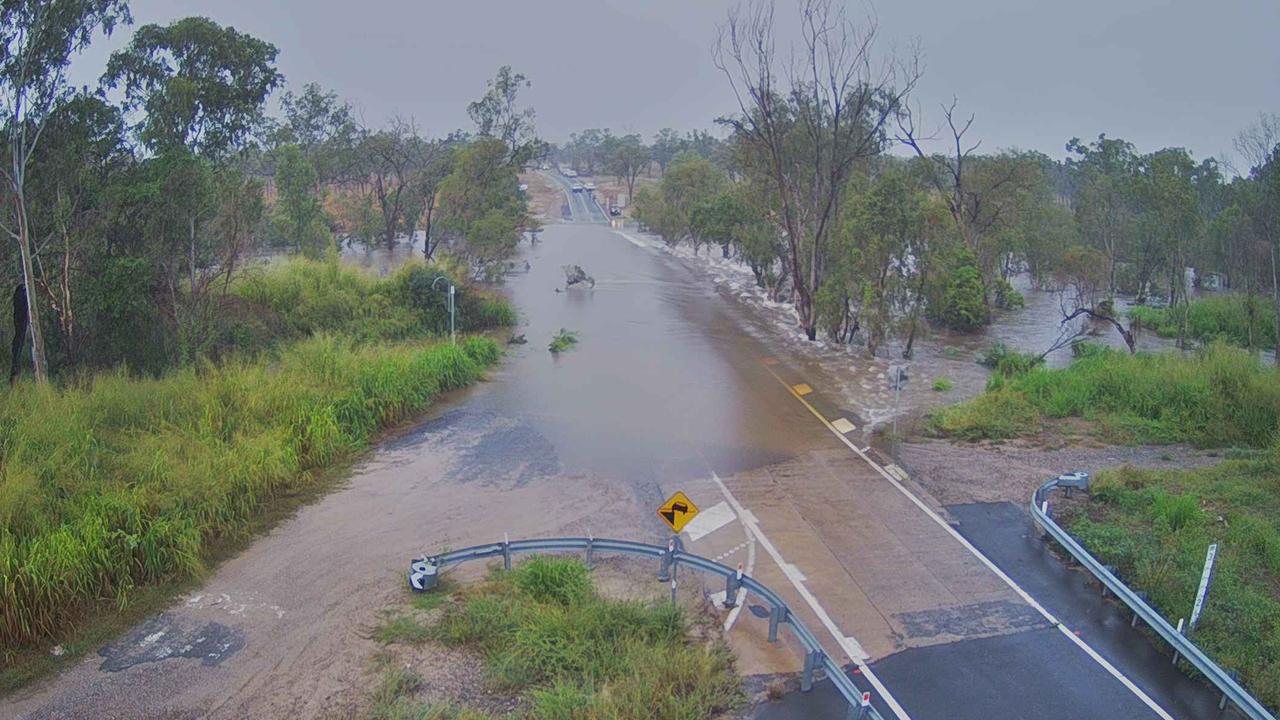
[1033,473,1276,720]
[409,536,882,720]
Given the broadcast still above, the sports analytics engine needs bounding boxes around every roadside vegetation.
[1129,295,1277,350]
[929,343,1280,446]
[370,556,743,719]
[1062,460,1280,707]
[0,255,513,656]
[933,341,1280,705]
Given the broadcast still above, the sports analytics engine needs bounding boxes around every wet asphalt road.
[6,185,1235,719]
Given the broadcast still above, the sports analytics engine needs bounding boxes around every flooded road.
[9,201,1224,720]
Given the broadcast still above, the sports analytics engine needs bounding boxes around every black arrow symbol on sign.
[661,502,689,524]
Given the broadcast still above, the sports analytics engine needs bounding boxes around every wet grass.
[234,257,516,346]
[1062,458,1280,708]
[929,343,1280,447]
[373,556,743,719]
[931,377,954,392]
[1129,294,1276,350]
[0,333,503,654]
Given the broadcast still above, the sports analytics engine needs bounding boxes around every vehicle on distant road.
[571,183,584,192]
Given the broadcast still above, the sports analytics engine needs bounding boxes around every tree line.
[627,0,1279,362]
[2,1,542,382]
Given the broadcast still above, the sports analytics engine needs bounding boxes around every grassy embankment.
[0,258,514,668]
[929,343,1280,707]
[371,556,743,720]
[1128,294,1277,350]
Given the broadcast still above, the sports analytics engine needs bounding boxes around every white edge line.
[762,364,1176,720]
[709,472,913,720]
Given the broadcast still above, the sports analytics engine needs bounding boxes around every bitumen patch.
[99,612,243,672]
[946,501,1230,719]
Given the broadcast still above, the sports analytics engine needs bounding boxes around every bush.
[932,377,953,392]
[233,257,515,349]
[548,329,578,354]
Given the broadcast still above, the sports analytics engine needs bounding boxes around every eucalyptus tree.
[1,0,131,382]
[467,65,545,167]
[714,0,919,340]
[103,15,281,359]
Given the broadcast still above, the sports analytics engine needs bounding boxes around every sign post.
[1189,543,1219,632]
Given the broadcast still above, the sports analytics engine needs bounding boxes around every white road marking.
[831,417,857,434]
[709,472,913,720]
[762,364,1176,720]
[682,501,736,542]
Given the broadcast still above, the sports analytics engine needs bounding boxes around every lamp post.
[430,275,455,344]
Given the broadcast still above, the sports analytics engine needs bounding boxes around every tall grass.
[232,257,516,348]
[930,343,1280,447]
[1065,458,1280,707]
[0,335,501,650]
[376,556,743,719]
[1129,294,1277,350]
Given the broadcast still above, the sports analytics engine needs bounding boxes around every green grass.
[929,343,1280,446]
[1129,294,1277,350]
[233,257,515,348]
[374,556,743,719]
[0,334,502,652]
[1063,458,1280,707]
[548,329,578,354]
[932,377,954,392]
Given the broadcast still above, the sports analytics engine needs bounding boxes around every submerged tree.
[714,0,919,340]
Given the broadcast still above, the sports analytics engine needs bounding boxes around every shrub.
[548,329,578,354]
[932,377,953,392]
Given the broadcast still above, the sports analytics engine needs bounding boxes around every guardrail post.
[585,535,594,570]
[1222,672,1241,711]
[767,604,784,643]
[801,649,823,692]
[502,534,512,572]
[723,563,743,608]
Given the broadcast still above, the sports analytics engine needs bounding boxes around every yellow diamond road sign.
[657,491,699,533]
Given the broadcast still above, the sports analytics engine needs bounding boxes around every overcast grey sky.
[68,0,1279,166]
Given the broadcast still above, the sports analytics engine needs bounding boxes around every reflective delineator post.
[585,534,594,569]
[448,283,455,345]
[723,563,743,608]
[658,537,675,582]
[502,533,512,572]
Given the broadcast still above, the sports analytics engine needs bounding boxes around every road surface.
[6,186,1229,719]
